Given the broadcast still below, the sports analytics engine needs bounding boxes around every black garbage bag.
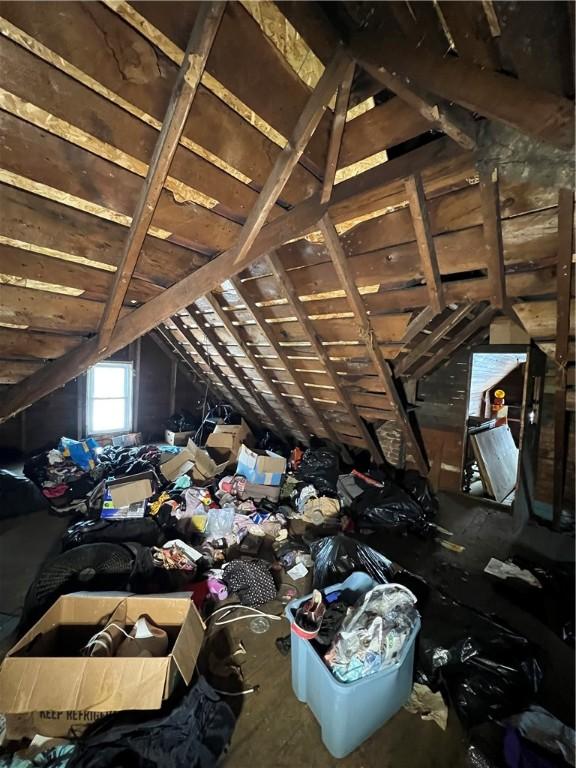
[297,448,340,495]
[352,481,434,537]
[63,518,166,550]
[310,534,393,588]
[402,469,439,517]
[419,594,542,728]
[0,469,49,519]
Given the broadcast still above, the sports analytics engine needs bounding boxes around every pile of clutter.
[0,410,571,768]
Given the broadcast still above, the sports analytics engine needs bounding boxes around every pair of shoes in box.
[83,605,168,658]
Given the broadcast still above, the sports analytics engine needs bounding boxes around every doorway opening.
[462,350,528,507]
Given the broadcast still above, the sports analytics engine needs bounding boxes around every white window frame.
[86,361,133,435]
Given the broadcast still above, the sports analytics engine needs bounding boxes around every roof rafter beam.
[321,61,355,204]
[352,33,574,151]
[229,278,349,453]
[170,314,260,425]
[266,249,383,463]
[233,45,351,266]
[395,303,475,376]
[98,2,226,348]
[203,292,307,443]
[318,214,428,474]
[405,173,445,314]
[359,61,478,151]
[479,166,506,309]
[189,307,282,435]
[409,305,496,380]
[553,187,574,529]
[152,327,210,389]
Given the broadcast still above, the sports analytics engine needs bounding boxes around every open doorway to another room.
[462,349,528,507]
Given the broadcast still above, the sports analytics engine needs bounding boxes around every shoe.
[116,615,169,658]
[82,603,127,657]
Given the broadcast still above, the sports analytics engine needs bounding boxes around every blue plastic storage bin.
[285,572,420,758]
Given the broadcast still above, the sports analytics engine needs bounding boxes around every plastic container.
[285,572,420,758]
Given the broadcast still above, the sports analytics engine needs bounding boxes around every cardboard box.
[236,445,287,486]
[187,439,233,481]
[107,470,158,508]
[205,419,253,454]
[160,450,196,483]
[164,430,194,447]
[0,593,205,738]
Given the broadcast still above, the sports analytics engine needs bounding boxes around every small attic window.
[86,362,133,435]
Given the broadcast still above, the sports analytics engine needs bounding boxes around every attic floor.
[0,487,573,766]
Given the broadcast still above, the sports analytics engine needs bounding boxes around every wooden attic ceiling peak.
[0,0,574,458]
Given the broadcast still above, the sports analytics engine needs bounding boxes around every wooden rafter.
[170,314,261,426]
[359,61,478,151]
[233,46,350,266]
[409,305,497,380]
[395,304,475,377]
[189,306,286,436]
[321,61,355,204]
[97,2,226,348]
[405,174,445,314]
[0,138,471,424]
[204,292,308,443]
[353,33,574,150]
[266,249,383,463]
[401,307,437,347]
[479,166,507,309]
[229,278,349,452]
[553,187,574,528]
[153,327,209,389]
[319,214,428,474]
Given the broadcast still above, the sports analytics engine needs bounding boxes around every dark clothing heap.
[67,677,234,768]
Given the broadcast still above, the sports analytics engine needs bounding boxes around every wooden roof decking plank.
[360,61,478,151]
[514,300,576,340]
[405,174,445,315]
[189,306,284,435]
[0,328,82,361]
[321,61,355,204]
[0,35,263,223]
[338,98,432,169]
[0,243,162,307]
[232,47,350,268]
[128,0,333,175]
[0,1,318,204]
[0,284,124,335]
[170,314,260,425]
[0,184,211,289]
[479,166,507,309]
[553,188,574,528]
[0,360,43,385]
[319,214,428,474]
[0,109,239,256]
[438,1,501,70]
[352,32,575,150]
[267,249,382,462]
[98,2,226,348]
[229,277,342,444]
[395,304,476,377]
[203,292,308,443]
[410,305,497,380]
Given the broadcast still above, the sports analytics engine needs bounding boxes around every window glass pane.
[90,398,128,432]
[92,365,127,398]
